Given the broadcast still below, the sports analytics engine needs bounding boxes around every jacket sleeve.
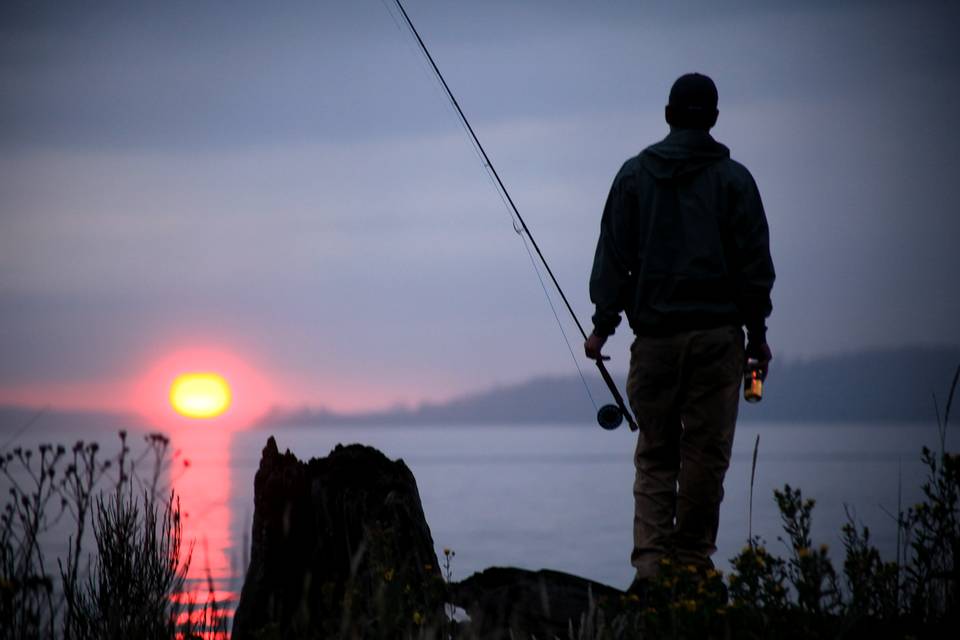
[731,169,775,342]
[589,164,639,337]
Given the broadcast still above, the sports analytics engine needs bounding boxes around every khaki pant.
[626,325,744,579]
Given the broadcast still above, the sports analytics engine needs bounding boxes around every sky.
[1,0,958,417]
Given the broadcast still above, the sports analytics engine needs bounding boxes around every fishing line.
[390,0,636,430]
[382,0,523,237]
[386,0,593,408]
[518,231,599,411]
[384,0,581,398]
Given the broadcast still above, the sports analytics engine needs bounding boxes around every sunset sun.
[169,373,232,419]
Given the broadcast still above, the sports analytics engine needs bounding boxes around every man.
[584,73,775,589]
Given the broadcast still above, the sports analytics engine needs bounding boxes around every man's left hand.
[584,333,609,361]
[745,341,772,378]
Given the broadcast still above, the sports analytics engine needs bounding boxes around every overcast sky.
[1,0,958,414]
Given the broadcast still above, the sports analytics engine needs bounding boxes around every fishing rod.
[392,0,637,432]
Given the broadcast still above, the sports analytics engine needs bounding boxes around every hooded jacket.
[589,129,774,339]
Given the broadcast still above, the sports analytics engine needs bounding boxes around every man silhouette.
[584,73,775,590]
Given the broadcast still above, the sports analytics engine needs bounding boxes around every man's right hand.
[584,333,609,361]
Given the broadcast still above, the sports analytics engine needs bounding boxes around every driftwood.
[231,437,442,639]
[232,438,623,639]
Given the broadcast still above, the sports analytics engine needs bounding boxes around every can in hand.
[744,358,764,403]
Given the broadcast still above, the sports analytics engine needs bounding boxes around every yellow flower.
[684,564,698,573]
[797,547,810,558]
[412,611,424,626]
[383,568,395,582]
[706,569,721,579]
[659,557,673,566]
[683,599,697,613]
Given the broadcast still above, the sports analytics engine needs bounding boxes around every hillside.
[260,345,960,427]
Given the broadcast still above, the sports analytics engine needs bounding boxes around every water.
[2,420,951,632]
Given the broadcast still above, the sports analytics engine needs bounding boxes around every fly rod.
[392,0,638,431]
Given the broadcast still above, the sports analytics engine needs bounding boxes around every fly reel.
[597,404,624,430]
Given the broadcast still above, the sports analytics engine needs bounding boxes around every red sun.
[133,346,273,431]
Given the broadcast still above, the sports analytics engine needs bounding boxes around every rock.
[450,567,623,639]
[231,437,443,639]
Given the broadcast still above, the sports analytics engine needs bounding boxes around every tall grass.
[0,431,225,640]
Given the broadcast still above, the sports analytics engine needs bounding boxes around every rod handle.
[595,360,638,431]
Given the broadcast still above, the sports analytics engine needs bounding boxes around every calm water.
[3,420,952,631]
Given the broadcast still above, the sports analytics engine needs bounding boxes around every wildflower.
[659,557,672,566]
[627,593,640,602]
[682,599,697,613]
[383,568,395,582]
[797,546,810,558]
[706,569,721,579]
[412,611,424,626]
[684,564,698,573]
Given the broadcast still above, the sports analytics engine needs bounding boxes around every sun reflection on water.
[170,427,241,638]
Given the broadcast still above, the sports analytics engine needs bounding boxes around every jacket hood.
[640,129,730,180]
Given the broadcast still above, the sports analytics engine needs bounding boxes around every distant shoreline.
[2,345,958,433]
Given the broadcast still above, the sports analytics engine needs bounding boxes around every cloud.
[1,0,958,410]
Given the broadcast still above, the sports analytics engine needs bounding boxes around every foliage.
[0,431,226,640]
[773,484,841,614]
